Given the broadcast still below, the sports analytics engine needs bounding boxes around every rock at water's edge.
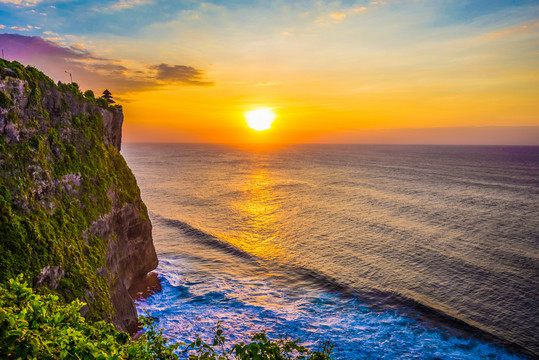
[90,200,158,332]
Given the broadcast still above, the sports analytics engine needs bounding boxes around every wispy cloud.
[351,7,367,14]
[0,0,43,6]
[29,9,47,15]
[0,24,41,32]
[482,21,539,41]
[180,9,199,21]
[151,64,214,86]
[9,26,30,31]
[329,13,346,21]
[317,2,372,25]
[0,34,214,93]
[101,0,153,12]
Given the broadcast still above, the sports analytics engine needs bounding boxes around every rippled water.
[123,144,539,359]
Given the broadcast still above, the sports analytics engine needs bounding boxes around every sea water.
[122,144,539,359]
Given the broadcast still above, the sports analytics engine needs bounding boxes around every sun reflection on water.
[219,164,289,262]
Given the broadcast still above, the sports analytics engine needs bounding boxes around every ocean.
[122,143,539,359]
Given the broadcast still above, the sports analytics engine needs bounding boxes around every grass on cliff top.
[0,59,120,109]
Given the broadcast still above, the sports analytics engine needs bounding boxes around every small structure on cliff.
[102,89,115,104]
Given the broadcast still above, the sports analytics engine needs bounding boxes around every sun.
[245,108,276,131]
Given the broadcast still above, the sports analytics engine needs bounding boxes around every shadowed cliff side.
[0,59,157,332]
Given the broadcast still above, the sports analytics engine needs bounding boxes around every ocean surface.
[122,144,539,359]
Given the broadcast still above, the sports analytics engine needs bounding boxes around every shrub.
[84,90,95,99]
[96,97,109,108]
[0,275,181,359]
[0,276,334,359]
[0,90,12,108]
[58,82,83,98]
[186,323,334,360]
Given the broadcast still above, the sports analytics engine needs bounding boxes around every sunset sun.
[245,108,276,131]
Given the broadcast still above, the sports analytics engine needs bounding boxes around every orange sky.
[1,0,538,144]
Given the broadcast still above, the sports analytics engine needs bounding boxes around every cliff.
[0,59,157,332]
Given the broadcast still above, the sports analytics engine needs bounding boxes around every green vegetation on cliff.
[0,59,139,321]
[0,59,118,110]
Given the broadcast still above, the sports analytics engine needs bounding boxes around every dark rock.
[35,265,65,290]
[89,200,158,332]
[129,272,162,301]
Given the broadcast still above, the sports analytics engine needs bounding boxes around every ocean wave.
[153,215,260,263]
[150,214,533,358]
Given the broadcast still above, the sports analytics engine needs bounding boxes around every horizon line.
[122,142,539,146]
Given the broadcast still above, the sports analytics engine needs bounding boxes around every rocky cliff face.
[90,198,157,332]
[0,60,157,332]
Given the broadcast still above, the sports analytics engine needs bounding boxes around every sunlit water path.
[123,144,539,359]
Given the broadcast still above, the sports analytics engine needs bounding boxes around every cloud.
[10,26,30,31]
[69,42,91,51]
[101,0,153,12]
[0,34,214,93]
[180,9,199,21]
[330,13,346,21]
[151,64,214,86]
[0,34,102,60]
[352,7,367,13]
[0,25,6,29]
[29,9,47,15]
[482,21,539,40]
[0,0,43,6]
[318,3,369,25]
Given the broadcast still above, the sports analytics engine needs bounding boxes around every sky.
[1,0,538,144]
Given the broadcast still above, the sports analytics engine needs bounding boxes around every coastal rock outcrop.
[90,199,158,332]
[0,60,157,332]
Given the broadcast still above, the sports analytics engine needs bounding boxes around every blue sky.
[2,0,538,37]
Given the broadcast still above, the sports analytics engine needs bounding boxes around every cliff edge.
[0,59,157,332]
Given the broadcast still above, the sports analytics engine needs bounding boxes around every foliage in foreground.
[0,276,333,359]
[186,324,333,360]
[0,275,179,359]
